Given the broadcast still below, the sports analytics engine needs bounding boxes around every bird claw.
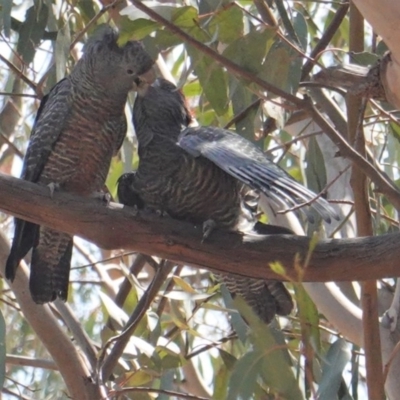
[103,193,112,205]
[91,191,112,205]
[202,219,217,242]
[47,182,60,198]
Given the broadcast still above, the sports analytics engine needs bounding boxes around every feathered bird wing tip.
[178,126,340,224]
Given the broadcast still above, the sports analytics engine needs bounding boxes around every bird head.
[79,25,155,94]
[134,78,193,134]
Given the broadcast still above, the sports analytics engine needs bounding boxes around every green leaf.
[228,350,262,399]
[17,4,49,64]
[55,23,71,82]
[209,5,244,43]
[293,11,308,51]
[305,137,327,227]
[188,46,229,115]
[229,76,260,141]
[349,51,379,67]
[172,6,198,29]
[269,261,287,276]
[99,292,129,329]
[1,0,12,37]
[123,369,154,386]
[106,157,124,199]
[294,284,321,353]
[223,29,275,75]
[219,349,237,370]
[147,30,182,55]
[260,41,292,93]
[234,298,304,400]
[213,363,230,399]
[160,353,181,369]
[220,285,248,343]
[78,0,97,21]
[119,17,160,42]
[172,276,197,293]
[182,80,201,97]
[274,0,301,47]
[169,299,188,330]
[317,339,351,398]
[122,4,178,22]
[306,136,327,193]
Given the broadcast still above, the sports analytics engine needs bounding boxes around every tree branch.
[0,233,100,399]
[1,173,400,283]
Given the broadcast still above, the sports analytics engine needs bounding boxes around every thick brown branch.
[0,173,400,282]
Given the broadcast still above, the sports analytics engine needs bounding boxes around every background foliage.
[0,0,396,399]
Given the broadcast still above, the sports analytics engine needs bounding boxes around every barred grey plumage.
[118,78,338,323]
[6,25,155,304]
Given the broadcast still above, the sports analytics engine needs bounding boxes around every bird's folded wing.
[22,78,71,183]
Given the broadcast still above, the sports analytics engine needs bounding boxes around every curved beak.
[138,67,156,85]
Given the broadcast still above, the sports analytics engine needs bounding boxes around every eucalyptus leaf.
[55,23,71,82]
[317,339,351,399]
[17,4,49,64]
[1,0,12,37]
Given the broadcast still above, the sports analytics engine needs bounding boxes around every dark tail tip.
[5,254,18,282]
[29,240,72,304]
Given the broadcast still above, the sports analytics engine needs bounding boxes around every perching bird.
[118,78,338,324]
[6,26,155,304]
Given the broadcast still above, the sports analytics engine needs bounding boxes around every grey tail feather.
[265,281,293,316]
[5,219,39,281]
[29,239,73,304]
[221,275,293,324]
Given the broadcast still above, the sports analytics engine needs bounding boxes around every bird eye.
[127,69,134,75]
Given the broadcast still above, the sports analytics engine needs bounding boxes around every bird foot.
[47,182,60,198]
[154,208,168,217]
[140,206,168,218]
[202,219,217,242]
[103,193,112,205]
[90,191,112,205]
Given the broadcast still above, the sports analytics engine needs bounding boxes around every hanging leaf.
[17,4,49,64]
[317,339,351,399]
[1,0,12,37]
[55,23,71,82]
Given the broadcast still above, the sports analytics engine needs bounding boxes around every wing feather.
[22,78,71,183]
[178,126,338,222]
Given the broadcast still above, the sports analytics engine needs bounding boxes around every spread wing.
[178,126,338,223]
[22,77,71,183]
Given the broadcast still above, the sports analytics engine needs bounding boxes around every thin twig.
[301,2,350,79]
[186,333,237,359]
[53,300,98,372]
[6,355,58,370]
[99,260,174,382]
[0,54,37,94]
